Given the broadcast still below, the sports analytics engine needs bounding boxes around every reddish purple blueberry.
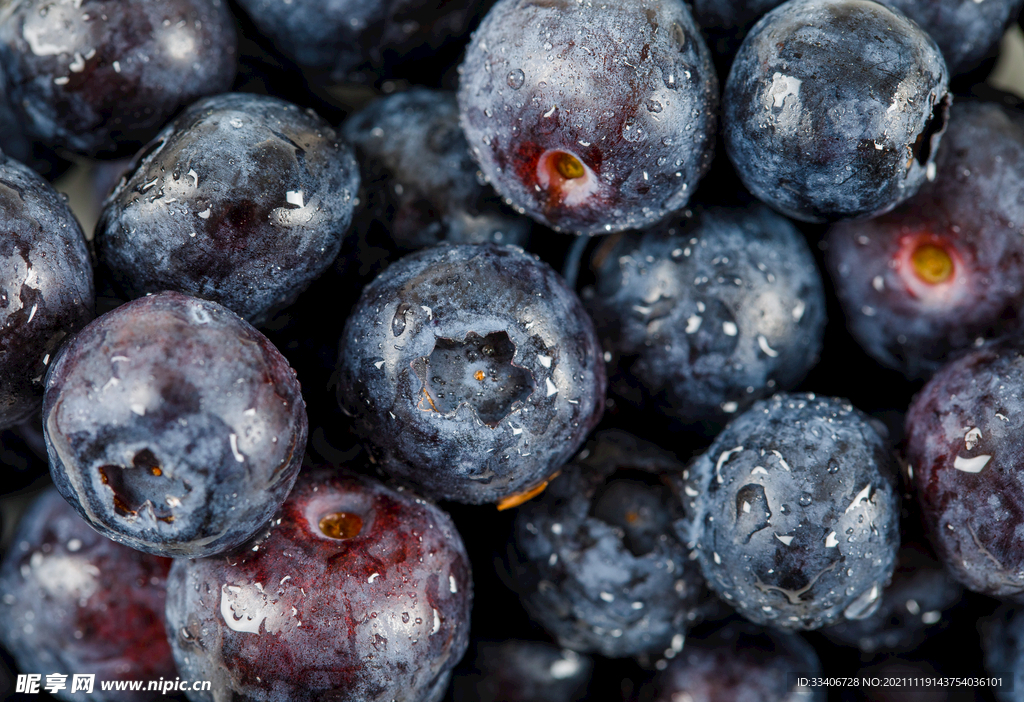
[0,488,176,701]
[458,0,717,235]
[827,100,1024,380]
[906,338,1024,600]
[164,469,473,702]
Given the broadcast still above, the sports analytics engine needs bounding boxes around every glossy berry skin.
[583,204,825,429]
[164,469,473,702]
[458,0,717,235]
[452,641,592,702]
[821,541,964,652]
[235,0,482,81]
[827,101,1024,380]
[343,88,531,254]
[43,291,307,558]
[1,154,93,430]
[0,0,236,158]
[724,0,950,222]
[683,393,900,630]
[905,339,1024,600]
[336,243,605,505]
[508,430,712,658]
[638,621,825,702]
[884,0,1024,77]
[693,0,1024,77]
[0,488,176,701]
[96,93,359,325]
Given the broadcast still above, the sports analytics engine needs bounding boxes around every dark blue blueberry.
[452,640,593,702]
[0,0,237,158]
[827,101,1024,380]
[96,92,360,325]
[336,243,605,505]
[342,88,531,252]
[690,0,788,73]
[508,430,713,658]
[582,204,825,429]
[885,0,1024,77]
[43,291,307,558]
[683,393,900,630]
[905,338,1024,600]
[0,153,93,430]
[723,0,950,222]
[693,0,1024,77]
[637,621,824,702]
[981,606,1024,702]
[457,0,717,235]
[0,76,71,180]
[821,541,964,652]
[0,488,176,701]
[164,468,472,702]
[234,0,483,81]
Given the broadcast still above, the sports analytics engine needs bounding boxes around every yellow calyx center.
[319,512,363,540]
[911,244,953,284]
[554,152,585,180]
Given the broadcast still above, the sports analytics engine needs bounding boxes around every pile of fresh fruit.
[2,0,1024,700]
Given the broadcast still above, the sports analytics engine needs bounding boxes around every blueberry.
[905,338,1024,600]
[508,430,713,658]
[981,605,1024,702]
[827,100,1024,380]
[43,291,307,558]
[336,243,605,505]
[457,0,717,235]
[883,0,1024,77]
[693,0,1024,78]
[96,93,360,325]
[582,204,825,429]
[689,0,788,73]
[342,88,531,252]
[683,393,900,630]
[0,488,176,701]
[0,76,71,180]
[452,641,593,702]
[164,468,472,702]
[1,153,93,430]
[0,0,237,158]
[821,541,964,652]
[234,0,482,81]
[724,0,950,222]
[637,620,825,702]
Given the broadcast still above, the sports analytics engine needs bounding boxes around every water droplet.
[843,583,882,620]
[645,99,663,113]
[392,303,410,337]
[506,68,525,90]
[797,493,813,507]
